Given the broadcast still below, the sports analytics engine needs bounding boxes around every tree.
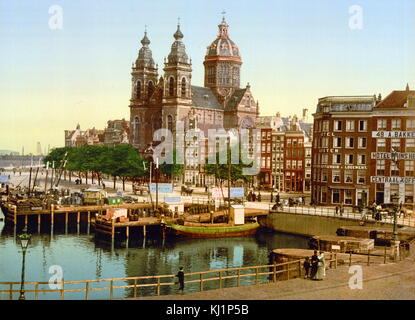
[102,144,146,191]
[159,149,184,182]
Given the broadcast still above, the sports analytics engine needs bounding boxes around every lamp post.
[18,230,31,300]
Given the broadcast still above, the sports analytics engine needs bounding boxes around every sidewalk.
[133,257,415,300]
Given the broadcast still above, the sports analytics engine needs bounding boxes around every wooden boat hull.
[167,222,260,239]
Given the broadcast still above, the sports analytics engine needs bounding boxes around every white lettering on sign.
[371,152,415,160]
[372,131,415,138]
[371,176,415,184]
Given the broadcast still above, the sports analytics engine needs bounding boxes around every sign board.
[331,245,341,251]
[181,196,192,203]
[211,187,228,199]
[0,175,9,183]
[230,187,244,198]
[149,183,173,194]
[164,196,182,203]
[371,176,415,184]
[371,152,415,160]
[230,205,245,225]
[372,131,415,138]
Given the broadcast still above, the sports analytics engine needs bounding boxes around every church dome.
[205,17,241,59]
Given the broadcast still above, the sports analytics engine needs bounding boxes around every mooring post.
[38,214,41,233]
[24,214,28,228]
[13,205,17,225]
[143,225,146,237]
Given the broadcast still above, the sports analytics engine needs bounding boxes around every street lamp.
[18,230,31,300]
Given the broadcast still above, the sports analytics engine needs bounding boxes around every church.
[129,16,259,157]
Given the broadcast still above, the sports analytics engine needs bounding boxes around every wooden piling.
[51,204,55,226]
[24,214,28,227]
[13,206,17,225]
[65,212,68,227]
[111,218,115,240]
[87,211,90,224]
[126,226,129,239]
[77,212,80,224]
[143,225,146,237]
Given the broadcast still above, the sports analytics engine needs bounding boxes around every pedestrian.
[313,251,326,280]
[276,193,280,204]
[335,206,339,215]
[176,267,185,294]
[257,192,262,202]
[340,204,344,216]
[310,250,319,279]
[303,257,311,279]
[205,185,208,193]
[252,192,256,202]
[102,182,106,189]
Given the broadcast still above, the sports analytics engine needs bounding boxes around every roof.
[191,86,222,110]
[375,90,415,109]
[225,88,247,110]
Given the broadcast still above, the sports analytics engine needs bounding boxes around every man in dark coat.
[176,267,185,294]
[310,250,319,279]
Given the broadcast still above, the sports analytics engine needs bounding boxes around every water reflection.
[0,207,309,300]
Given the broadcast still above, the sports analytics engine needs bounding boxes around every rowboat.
[166,221,260,239]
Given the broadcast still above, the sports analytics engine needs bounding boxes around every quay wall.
[259,212,380,237]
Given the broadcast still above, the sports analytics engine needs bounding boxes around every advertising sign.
[164,196,181,203]
[0,175,9,183]
[230,187,244,198]
[372,131,415,138]
[211,187,228,199]
[149,183,173,194]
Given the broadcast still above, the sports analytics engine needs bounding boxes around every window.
[332,171,341,183]
[321,187,327,203]
[334,120,342,131]
[406,119,415,130]
[333,154,341,164]
[148,81,154,99]
[377,139,386,152]
[168,77,175,96]
[286,160,291,169]
[391,162,400,176]
[358,154,366,165]
[346,120,355,132]
[358,120,367,132]
[133,117,140,143]
[358,137,367,149]
[345,154,354,165]
[181,78,186,97]
[344,170,353,183]
[357,171,366,184]
[345,190,353,205]
[333,137,342,148]
[321,137,329,148]
[167,115,173,131]
[345,137,354,148]
[136,81,142,99]
[376,160,385,175]
[298,161,303,169]
[377,119,387,130]
[405,160,415,176]
[321,170,328,182]
[321,154,328,164]
[287,139,291,146]
[292,161,297,169]
[390,184,399,202]
[405,184,414,203]
[391,139,401,152]
[322,120,329,132]
[406,139,415,152]
[391,119,401,130]
[332,189,340,204]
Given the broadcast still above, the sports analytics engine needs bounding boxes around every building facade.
[311,87,415,208]
[129,17,259,157]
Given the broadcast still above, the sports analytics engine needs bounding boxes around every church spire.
[167,20,189,64]
[406,83,410,91]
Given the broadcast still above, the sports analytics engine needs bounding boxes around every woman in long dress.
[313,251,325,280]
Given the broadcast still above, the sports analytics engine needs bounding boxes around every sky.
[0,0,414,154]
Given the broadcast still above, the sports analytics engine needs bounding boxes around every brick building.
[311,86,415,208]
[370,87,415,207]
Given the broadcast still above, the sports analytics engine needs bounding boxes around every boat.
[166,221,260,238]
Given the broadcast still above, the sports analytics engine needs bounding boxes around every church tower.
[129,30,159,150]
[203,16,242,105]
[162,23,192,133]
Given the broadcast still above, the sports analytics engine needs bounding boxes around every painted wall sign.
[370,176,415,184]
[372,131,415,138]
[371,152,415,160]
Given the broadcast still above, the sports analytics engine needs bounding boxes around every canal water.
[0,209,309,300]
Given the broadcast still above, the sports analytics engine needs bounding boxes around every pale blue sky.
[0,0,414,153]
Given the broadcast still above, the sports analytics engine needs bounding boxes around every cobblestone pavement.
[133,257,415,300]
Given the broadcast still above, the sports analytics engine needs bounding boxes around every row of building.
[64,119,130,147]
[311,86,415,208]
